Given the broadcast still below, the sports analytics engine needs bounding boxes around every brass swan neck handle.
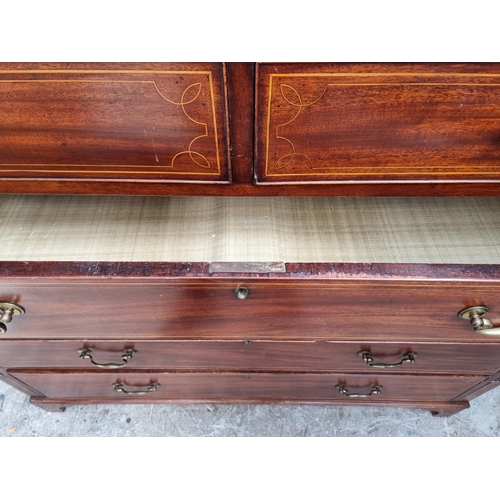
[0,302,25,334]
[458,306,500,335]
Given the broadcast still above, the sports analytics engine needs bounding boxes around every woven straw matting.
[1,196,498,264]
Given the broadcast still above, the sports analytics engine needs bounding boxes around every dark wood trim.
[451,370,500,402]
[1,261,500,282]
[429,403,470,417]
[452,380,498,402]
[257,62,500,74]
[29,395,470,416]
[226,63,255,184]
[0,372,45,398]
[2,180,500,196]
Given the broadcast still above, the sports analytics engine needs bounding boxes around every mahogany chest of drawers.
[1,63,500,416]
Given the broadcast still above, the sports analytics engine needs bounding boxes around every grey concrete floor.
[1,379,500,436]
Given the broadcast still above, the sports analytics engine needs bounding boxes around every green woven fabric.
[0,195,498,263]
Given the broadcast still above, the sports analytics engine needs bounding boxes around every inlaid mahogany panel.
[256,63,500,184]
[0,63,229,183]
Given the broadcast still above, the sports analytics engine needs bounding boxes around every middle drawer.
[3,339,500,375]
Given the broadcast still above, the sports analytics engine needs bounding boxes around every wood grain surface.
[27,395,471,415]
[0,63,230,184]
[2,277,500,342]
[3,63,500,194]
[257,63,500,185]
[3,339,500,374]
[11,371,484,401]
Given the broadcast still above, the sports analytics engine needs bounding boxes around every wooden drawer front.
[2,280,500,342]
[3,340,500,375]
[256,63,500,184]
[12,372,483,402]
[0,63,229,184]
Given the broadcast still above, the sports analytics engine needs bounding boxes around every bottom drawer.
[11,372,484,403]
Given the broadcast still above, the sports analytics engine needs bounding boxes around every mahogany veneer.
[1,63,500,195]
[1,260,500,415]
[2,63,500,416]
[12,372,483,402]
[1,277,500,342]
[3,339,500,374]
[256,63,500,185]
[0,63,230,185]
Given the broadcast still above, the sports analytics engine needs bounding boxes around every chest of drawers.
[1,63,500,416]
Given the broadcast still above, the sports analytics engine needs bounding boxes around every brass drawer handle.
[458,306,500,336]
[358,350,418,368]
[0,302,25,334]
[112,382,160,395]
[335,384,382,398]
[78,348,138,369]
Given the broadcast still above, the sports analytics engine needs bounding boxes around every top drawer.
[2,272,500,342]
[0,63,230,188]
[256,63,500,185]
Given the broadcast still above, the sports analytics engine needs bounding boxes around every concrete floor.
[2,380,500,436]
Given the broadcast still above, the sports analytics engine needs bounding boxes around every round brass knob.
[235,287,249,300]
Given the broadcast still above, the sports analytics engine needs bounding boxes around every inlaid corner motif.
[265,77,332,176]
[264,72,500,180]
[151,80,214,171]
[273,84,324,171]
[0,70,223,178]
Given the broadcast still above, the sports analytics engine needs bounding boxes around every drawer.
[2,278,500,342]
[256,63,500,185]
[11,371,484,402]
[0,63,230,186]
[3,340,500,375]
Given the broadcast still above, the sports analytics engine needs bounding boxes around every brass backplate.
[209,262,286,273]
